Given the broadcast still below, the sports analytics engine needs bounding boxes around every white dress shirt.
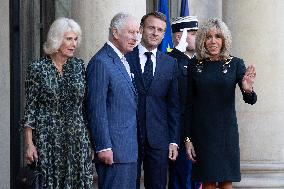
[138,44,157,75]
[107,41,131,78]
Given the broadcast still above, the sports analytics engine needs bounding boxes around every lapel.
[105,44,137,96]
[146,50,164,93]
[153,50,163,83]
[127,47,145,91]
[128,47,169,93]
[128,47,166,93]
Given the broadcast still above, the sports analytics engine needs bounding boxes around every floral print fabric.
[22,56,93,189]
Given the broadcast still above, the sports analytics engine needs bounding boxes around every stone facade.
[70,0,146,62]
[1,0,284,188]
[223,0,284,188]
[0,0,10,188]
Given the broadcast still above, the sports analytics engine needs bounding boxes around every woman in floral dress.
[22,17,93,188]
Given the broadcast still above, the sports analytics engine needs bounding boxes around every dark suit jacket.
[87,43,138,163]
[126,46,180,150]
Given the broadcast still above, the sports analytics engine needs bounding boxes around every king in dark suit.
[126,11,180,189]
[86,13,140,189]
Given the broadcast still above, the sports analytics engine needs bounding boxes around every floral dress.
[22,56,93,189]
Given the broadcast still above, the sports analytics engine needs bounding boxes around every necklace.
[196,56,233,74]
[51,58,67,76]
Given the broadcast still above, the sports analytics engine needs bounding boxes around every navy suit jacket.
[87,43,138,163]
[126,46,180,150]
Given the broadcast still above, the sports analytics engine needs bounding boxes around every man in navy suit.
[126,11,180,189]
[87,13,140,189]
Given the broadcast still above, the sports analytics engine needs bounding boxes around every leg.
[218,181,232,189]
[192,181,201,189]
[203,182,216,189]
[168,159,176,188]
[168,145,193,189]
[136,156,143,189]
[143,143,168,189]
[96,162,137,189]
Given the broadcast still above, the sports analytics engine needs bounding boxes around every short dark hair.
[140,11,167,27]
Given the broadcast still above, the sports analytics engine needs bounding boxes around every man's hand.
[185,141,196,163]
[98,150,114,165]
[175,29,188,52]
[168,144,178,161]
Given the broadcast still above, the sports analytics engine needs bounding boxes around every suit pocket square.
[130,73,135,81]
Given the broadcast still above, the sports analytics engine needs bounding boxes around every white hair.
[43,17,82,55]
[108,13,134,39]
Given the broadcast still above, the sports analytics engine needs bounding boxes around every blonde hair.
[43,17,82,55]
[195,18,232,61]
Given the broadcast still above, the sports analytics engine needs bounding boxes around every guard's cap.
[171,16,198,33]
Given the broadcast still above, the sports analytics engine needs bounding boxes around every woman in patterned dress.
[22,17,93,188]
[184,18,257,189]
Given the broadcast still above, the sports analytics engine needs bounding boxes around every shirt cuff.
[23,123,35,129]
[97,148,112,153]
[170,143,178,147]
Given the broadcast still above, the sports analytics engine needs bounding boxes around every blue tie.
[143,52,153,88]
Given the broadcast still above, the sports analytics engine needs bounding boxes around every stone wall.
[0,0,10,188]
[71,0,146,63]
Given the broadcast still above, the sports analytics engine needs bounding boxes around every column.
[223,0,284,188]
[70,0,146,62]
[190,0,222,24]
[0,0,10,188]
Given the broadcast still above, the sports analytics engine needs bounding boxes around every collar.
[107,40,124,59]
[138,44,157,58]
[185,52,196,59]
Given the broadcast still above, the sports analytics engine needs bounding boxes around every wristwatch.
[184,137,191,143]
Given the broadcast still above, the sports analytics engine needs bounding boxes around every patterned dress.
[185,57,257,182]
[22,56,93,189]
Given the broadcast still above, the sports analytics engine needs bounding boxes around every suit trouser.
[168,144,201,189]
[137,139,169,189]
[96,162,137,189]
